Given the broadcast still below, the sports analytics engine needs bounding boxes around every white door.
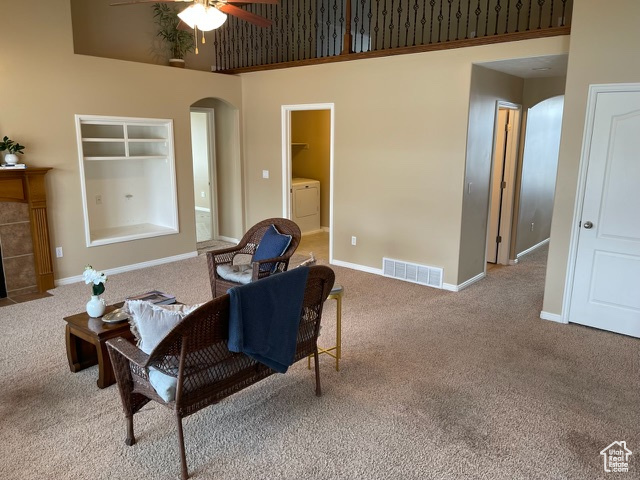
[569,85,640,337]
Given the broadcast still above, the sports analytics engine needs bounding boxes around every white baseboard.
[301,229,325,236]
[540,310,566,324]
[508,259,519,266]
[55,251,198,286]
[216,236,239,244]
[448,272,486,292]
[517,238,550,259]
[330,259,382,276]
[195,206,211,213]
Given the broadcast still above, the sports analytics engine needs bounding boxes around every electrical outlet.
[351,236,357,246]
[55,247,63,258]
[95,194,102,205]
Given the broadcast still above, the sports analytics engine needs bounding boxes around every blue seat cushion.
[252,224,292,272]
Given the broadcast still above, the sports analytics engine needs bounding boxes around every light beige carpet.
[1,246,638,480]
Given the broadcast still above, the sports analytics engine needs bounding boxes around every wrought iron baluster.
[455,0,462,40]
[308,0,314,59]
[560,0,567,26]
[397,0,403,47]
[515,0,522,32]
[353,0,360,51]
[389,0,395,49]
[464,0,470,38]
[446,0,452,42]
[494,0,501,35]
[526,0,532,31]
[319,0,325,57]
[429,0,435,44]
[301,0,307,58]
[413,0,420,46]
[404,0,412,47]
[484,0,490,36]
[437,0,443,43]
[537,0,544,29]
[360,0,373,52]
[285,0,290,61]
[361,0,368,52]
[333,0,337,55]
[374,0,381,50]
[474,0,481,38]
[421,0,427,45]
[381,0,387,49]
[504,0,510,34]
[270,4,275,63]
[548,0,554,27]
[367,0,373,51]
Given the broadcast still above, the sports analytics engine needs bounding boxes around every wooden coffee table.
[64,302,135,389]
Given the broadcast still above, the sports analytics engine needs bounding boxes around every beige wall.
[241,37,567,285]
[71,0,217,72]
[1,1,242,280]
[191,112,211,211]
[543,0,640,315]
[514,95,563,256]
[458,66,523,283]
[291,110,331,228]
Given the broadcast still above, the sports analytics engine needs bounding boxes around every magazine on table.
[126,290,176,305]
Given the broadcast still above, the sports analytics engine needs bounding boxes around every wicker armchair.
[106,265,335,480]
[206,217,302,297]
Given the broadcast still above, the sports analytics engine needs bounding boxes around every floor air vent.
[382,258,443,289]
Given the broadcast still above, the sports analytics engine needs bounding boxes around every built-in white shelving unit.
[75,115,179,247]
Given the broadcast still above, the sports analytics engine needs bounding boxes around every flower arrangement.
[83,265,107,296]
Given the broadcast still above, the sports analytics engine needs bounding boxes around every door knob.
[583,221,594,229]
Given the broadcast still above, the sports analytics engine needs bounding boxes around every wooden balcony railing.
[212,0,572,73]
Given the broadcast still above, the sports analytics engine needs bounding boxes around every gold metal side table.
[309,284,343,371]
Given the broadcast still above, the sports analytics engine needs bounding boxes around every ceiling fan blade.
[223,0,278,4]
[110,0,190,5]
[217,4,273,27]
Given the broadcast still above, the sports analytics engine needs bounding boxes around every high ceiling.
[478,54,568,79]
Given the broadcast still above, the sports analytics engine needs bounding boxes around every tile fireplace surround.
[0,168,54,300]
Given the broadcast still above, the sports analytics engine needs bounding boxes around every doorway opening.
[486,102,521,268]
[191,108,217,244]
[191,98,244,253]
[281,103,335,263]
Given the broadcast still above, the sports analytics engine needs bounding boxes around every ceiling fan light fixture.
[178,3,227,32]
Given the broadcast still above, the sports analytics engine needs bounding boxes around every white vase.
[86,295,106,317]
[4,153,18,165]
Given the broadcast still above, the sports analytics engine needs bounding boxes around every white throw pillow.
[127,300,202,354]
[126,300,203,402]
[216,264,253,285]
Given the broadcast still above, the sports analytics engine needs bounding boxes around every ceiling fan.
[111,0,278,30]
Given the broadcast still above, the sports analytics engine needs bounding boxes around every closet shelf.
[291,143,309,149]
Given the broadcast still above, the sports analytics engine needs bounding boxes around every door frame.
[485,101,521,267]
[281,103,335,262]
[190,107,219,241]
[562,82,640,324]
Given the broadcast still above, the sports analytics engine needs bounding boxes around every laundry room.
[290,109,331,240]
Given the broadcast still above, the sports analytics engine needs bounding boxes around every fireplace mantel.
[0,168,54,293]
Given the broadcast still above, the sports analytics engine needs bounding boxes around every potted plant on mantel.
[153,3,195,68]
[0,136,25,165]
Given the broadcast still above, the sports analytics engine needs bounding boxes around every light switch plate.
[262,170,269,179]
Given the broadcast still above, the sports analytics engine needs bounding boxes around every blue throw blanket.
[227,267,310,373]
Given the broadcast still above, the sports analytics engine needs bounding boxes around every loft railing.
[211,0,572,73]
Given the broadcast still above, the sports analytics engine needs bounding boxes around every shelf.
[76,114,178,247]
[89,223,178,246]
[84,155,167,161]
[292,143,309,149]
[82,138,126,143]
